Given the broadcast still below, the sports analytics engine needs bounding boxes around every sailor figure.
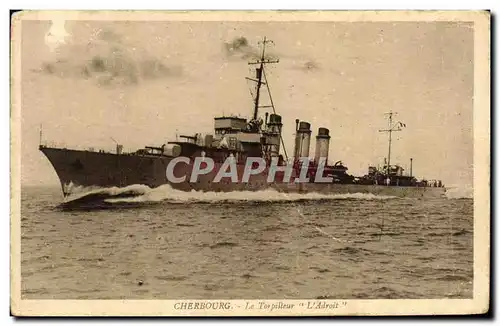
[385,177,391,186]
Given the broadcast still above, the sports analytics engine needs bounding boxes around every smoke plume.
[293,60,321,72]
[224,36,277,61]
[223,36,320,72]
[35,29,182,86]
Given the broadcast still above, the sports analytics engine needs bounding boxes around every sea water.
[20,184,473,299]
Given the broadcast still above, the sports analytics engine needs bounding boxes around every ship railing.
[40,140,69,149]
[39,141,134,154]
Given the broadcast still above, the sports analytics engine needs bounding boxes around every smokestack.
[266,114,283,157]
[293,119,300,159]
[314,127,331,164]
[294,121,312,159]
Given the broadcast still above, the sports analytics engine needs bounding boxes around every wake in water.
[63,184,152,202]
[59,183,472,210]
[103,184,397,203]
[59,183,396,209]
[444,184,473,199]
[60,184,153,210]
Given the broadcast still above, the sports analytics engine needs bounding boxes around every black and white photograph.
[10,10,490,316]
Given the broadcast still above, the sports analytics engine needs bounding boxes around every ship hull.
[40,146,446,199]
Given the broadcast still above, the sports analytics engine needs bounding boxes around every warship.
[39,37,446,200]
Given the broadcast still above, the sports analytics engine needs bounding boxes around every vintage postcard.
[11,10,490,316]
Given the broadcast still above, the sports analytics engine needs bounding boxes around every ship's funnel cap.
[269,114,282,124]
[317,127,331,138]
[298,121,311,132]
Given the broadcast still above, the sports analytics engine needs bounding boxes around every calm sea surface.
[20,185,473,299]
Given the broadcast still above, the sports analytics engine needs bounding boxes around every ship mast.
[378,111,405,175]
[246,37,289,160]
[248,37,279,120]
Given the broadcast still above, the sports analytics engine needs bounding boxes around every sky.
[18,18,474,186]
